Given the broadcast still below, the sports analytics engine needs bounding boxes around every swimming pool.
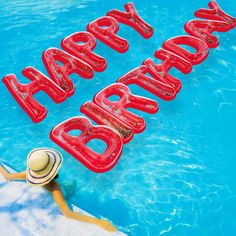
[0,0,236,235]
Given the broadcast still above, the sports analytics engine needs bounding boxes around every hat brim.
[26,148,63,187]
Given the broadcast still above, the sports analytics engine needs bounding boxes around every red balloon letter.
[184,19,230,48]
[107,2,154,39]
[94,83,158,133]
[50,116,123,173]
[2,67,67,123]
[43,48,94,96]
[162,35,209,65]
[61,31,107,72]
[87,16,129,53]
[117,65,176,100]
[81,101,134,143]
[143,48,192,93]
[195,0,236,30]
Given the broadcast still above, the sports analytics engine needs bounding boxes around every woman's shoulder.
[44,180,60,192]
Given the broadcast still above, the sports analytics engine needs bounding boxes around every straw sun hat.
[26,148,63,187]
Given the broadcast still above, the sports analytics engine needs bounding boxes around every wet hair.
[53,173,59,180]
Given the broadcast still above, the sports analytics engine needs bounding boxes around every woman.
[0,148,116,232]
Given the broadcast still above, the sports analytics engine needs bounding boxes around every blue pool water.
[0,0,236,235]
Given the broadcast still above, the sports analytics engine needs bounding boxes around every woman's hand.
[0,166,26,181]
[97,219,117,232]
[0,166,10,180]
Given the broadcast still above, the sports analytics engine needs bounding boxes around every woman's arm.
[0,166,26,181]
[44,181,116,232]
